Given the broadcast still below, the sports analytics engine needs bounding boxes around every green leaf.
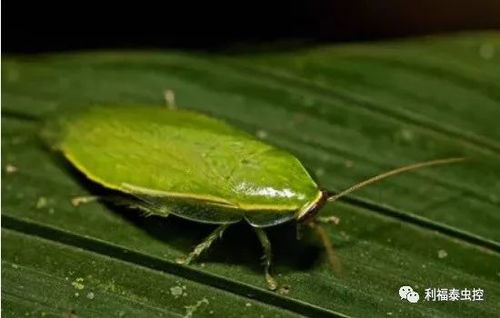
[2,229,297,318]
[3,32,500,317]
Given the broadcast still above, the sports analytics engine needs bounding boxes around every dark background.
[3,0,500,54]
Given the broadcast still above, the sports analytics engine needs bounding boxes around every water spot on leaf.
[71,278,85,290]
[5,164,18,174]
[170,286,183,298]
[184,298,209,318]
[256,130,268,139]
[36,197,48,209]
[437,249,448,259]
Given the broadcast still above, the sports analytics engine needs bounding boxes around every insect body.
[44,102,463,290]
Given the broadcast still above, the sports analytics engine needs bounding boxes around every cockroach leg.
[176,223,229,265]
[254,227,278,291]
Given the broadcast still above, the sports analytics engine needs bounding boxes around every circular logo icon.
[399,286,419,303]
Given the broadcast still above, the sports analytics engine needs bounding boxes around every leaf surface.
[3,32,500,317]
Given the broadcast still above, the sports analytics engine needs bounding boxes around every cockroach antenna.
[327,157,466,203]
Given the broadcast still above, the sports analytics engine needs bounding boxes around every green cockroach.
[43,92,464,290]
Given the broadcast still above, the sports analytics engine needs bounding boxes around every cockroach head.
[296,189,331,223]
